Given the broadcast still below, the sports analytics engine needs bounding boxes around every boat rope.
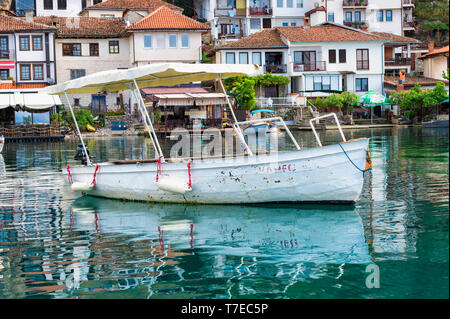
[66,165,73,184]
[156,156,163,182]
[336,143,372,174]
[187,161,192,189]
[91,165,99,188]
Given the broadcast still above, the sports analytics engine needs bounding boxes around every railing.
[293,61,326,72]
[403,21,416,29]
[249,7,272,15]
[214,8,246,17]
[356,60,369,70]
[344,20,369,29]
[255,96,307,108]
[309,113,346,147]
[385,57,411,66]
[342,0,368,6]
[0,125,65,139]
[265,64,287,74]
[403,0,414,6]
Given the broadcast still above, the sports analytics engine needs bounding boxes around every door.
[92,95,106,114]
[385,47,393,61]
[264,85,278,98]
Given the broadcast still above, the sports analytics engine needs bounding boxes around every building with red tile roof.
[81,0,182,18]
[418,45,449,81]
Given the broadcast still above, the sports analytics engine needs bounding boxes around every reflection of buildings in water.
[65,197,372,297]
[0,154,4,177]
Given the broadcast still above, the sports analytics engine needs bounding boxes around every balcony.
[214,8,246,17]
[342,0,368,7]
[385,57,412,67]
[403,0,414,7]
[293,61,326,72]
[249,7,272,16]
[403,21,416,30]
[265,64,287,74]
[344,20,369,29]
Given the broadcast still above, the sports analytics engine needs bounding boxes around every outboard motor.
[74,144,90,165]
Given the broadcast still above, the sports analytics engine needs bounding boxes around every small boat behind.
[422,115,449,128]
[243,109,279,135]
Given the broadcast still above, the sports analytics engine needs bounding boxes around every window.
[100,14,115,18]
[291,22,296,26]
[19,36,30,51]
[322,76,331,91]
[339,49,346,63]
[20,64,31,80]
[62,43,81,56]
[226,0,235,7]
[33,64,44,80]
[0,69,9,79]
[282,22,289,27]
[252,52,262,66]
[250,19,260,30]
[82,0,86,10]
[286,0,293,8]
[354,11,361,22]
[89,43,99,56]
[74,98,80,106]
[356,78,368,91]
[225,52,235,64]
[32,35,43,51]
[378,10,383,22]
[329,49,336,63]
[296,0,303,8]
[168,34,177,48]
[44,0,53,10]
[144,35,152,48]
[109,40,119,54]
[313,76,322,91]
[181,34,189,48]
[328,12,334,22]
[277,0,283,8]
[239,52,248,64]
[1,36,9,58]
[70,69,86,80]
[386,10,392,22]
[356,49,369,70]
[57,0,67,10]
[345,11,352,22]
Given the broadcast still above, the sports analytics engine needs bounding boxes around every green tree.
[232,78,256,110]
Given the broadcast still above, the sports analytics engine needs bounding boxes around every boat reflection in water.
[67,196,372,297]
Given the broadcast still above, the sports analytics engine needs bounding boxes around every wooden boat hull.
[64,138,369,204]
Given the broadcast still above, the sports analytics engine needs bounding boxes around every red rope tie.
[66,165,73,184]
[156,156,163,182]
[187,161,192,189]
[243,147,247,155]
[91,165,99,188]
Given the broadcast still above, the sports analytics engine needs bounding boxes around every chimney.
[25,9,33,23]
[428,41,435,53]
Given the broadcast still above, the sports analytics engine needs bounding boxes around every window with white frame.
[328,12,334,22]
[277,0,283,8]
[296,0,303,8]
[286,0,293,8]
[169,34,177,48]
[181,34,189,48]
[252,52,262,65]
[226,52,235,64]
[239,52,248,64]
[144,35,152,48]
[282,22,288,27]
[250,19,261,30]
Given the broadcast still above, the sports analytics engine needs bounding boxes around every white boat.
[0,136,4,153]
[43,63,371,204]
[243,109,278,135]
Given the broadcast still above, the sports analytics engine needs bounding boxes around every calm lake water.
[0,128,448,299]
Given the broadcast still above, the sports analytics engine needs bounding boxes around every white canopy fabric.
[153,92,227,106]
[42,63,260,95]
[0,89,62,110]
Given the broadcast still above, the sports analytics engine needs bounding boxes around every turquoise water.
[0,128,448,299]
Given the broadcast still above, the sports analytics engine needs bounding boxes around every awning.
[42,63,259,95]
[153,92,227,106]
[0,89,63,111]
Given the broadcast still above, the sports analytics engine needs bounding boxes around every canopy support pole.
[131,79,164,162]
[218,76,253,156]
[63,91,91,166]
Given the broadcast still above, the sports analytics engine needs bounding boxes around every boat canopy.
[42,63,259,95]
[251,109,275,115]
[0,89,63,111]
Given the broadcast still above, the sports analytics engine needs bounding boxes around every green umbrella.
[441,98,449,104]
[359,90,389,124]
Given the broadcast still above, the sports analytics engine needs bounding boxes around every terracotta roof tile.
[305,6,326,17]
[219,28,287,49]
[33,16,126,38]
[418,45,449,59]
[372,32,420,44]
[87,0,181,12]
[127,6,209,31]
[0,15,56,33]
[276,24,381,42]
